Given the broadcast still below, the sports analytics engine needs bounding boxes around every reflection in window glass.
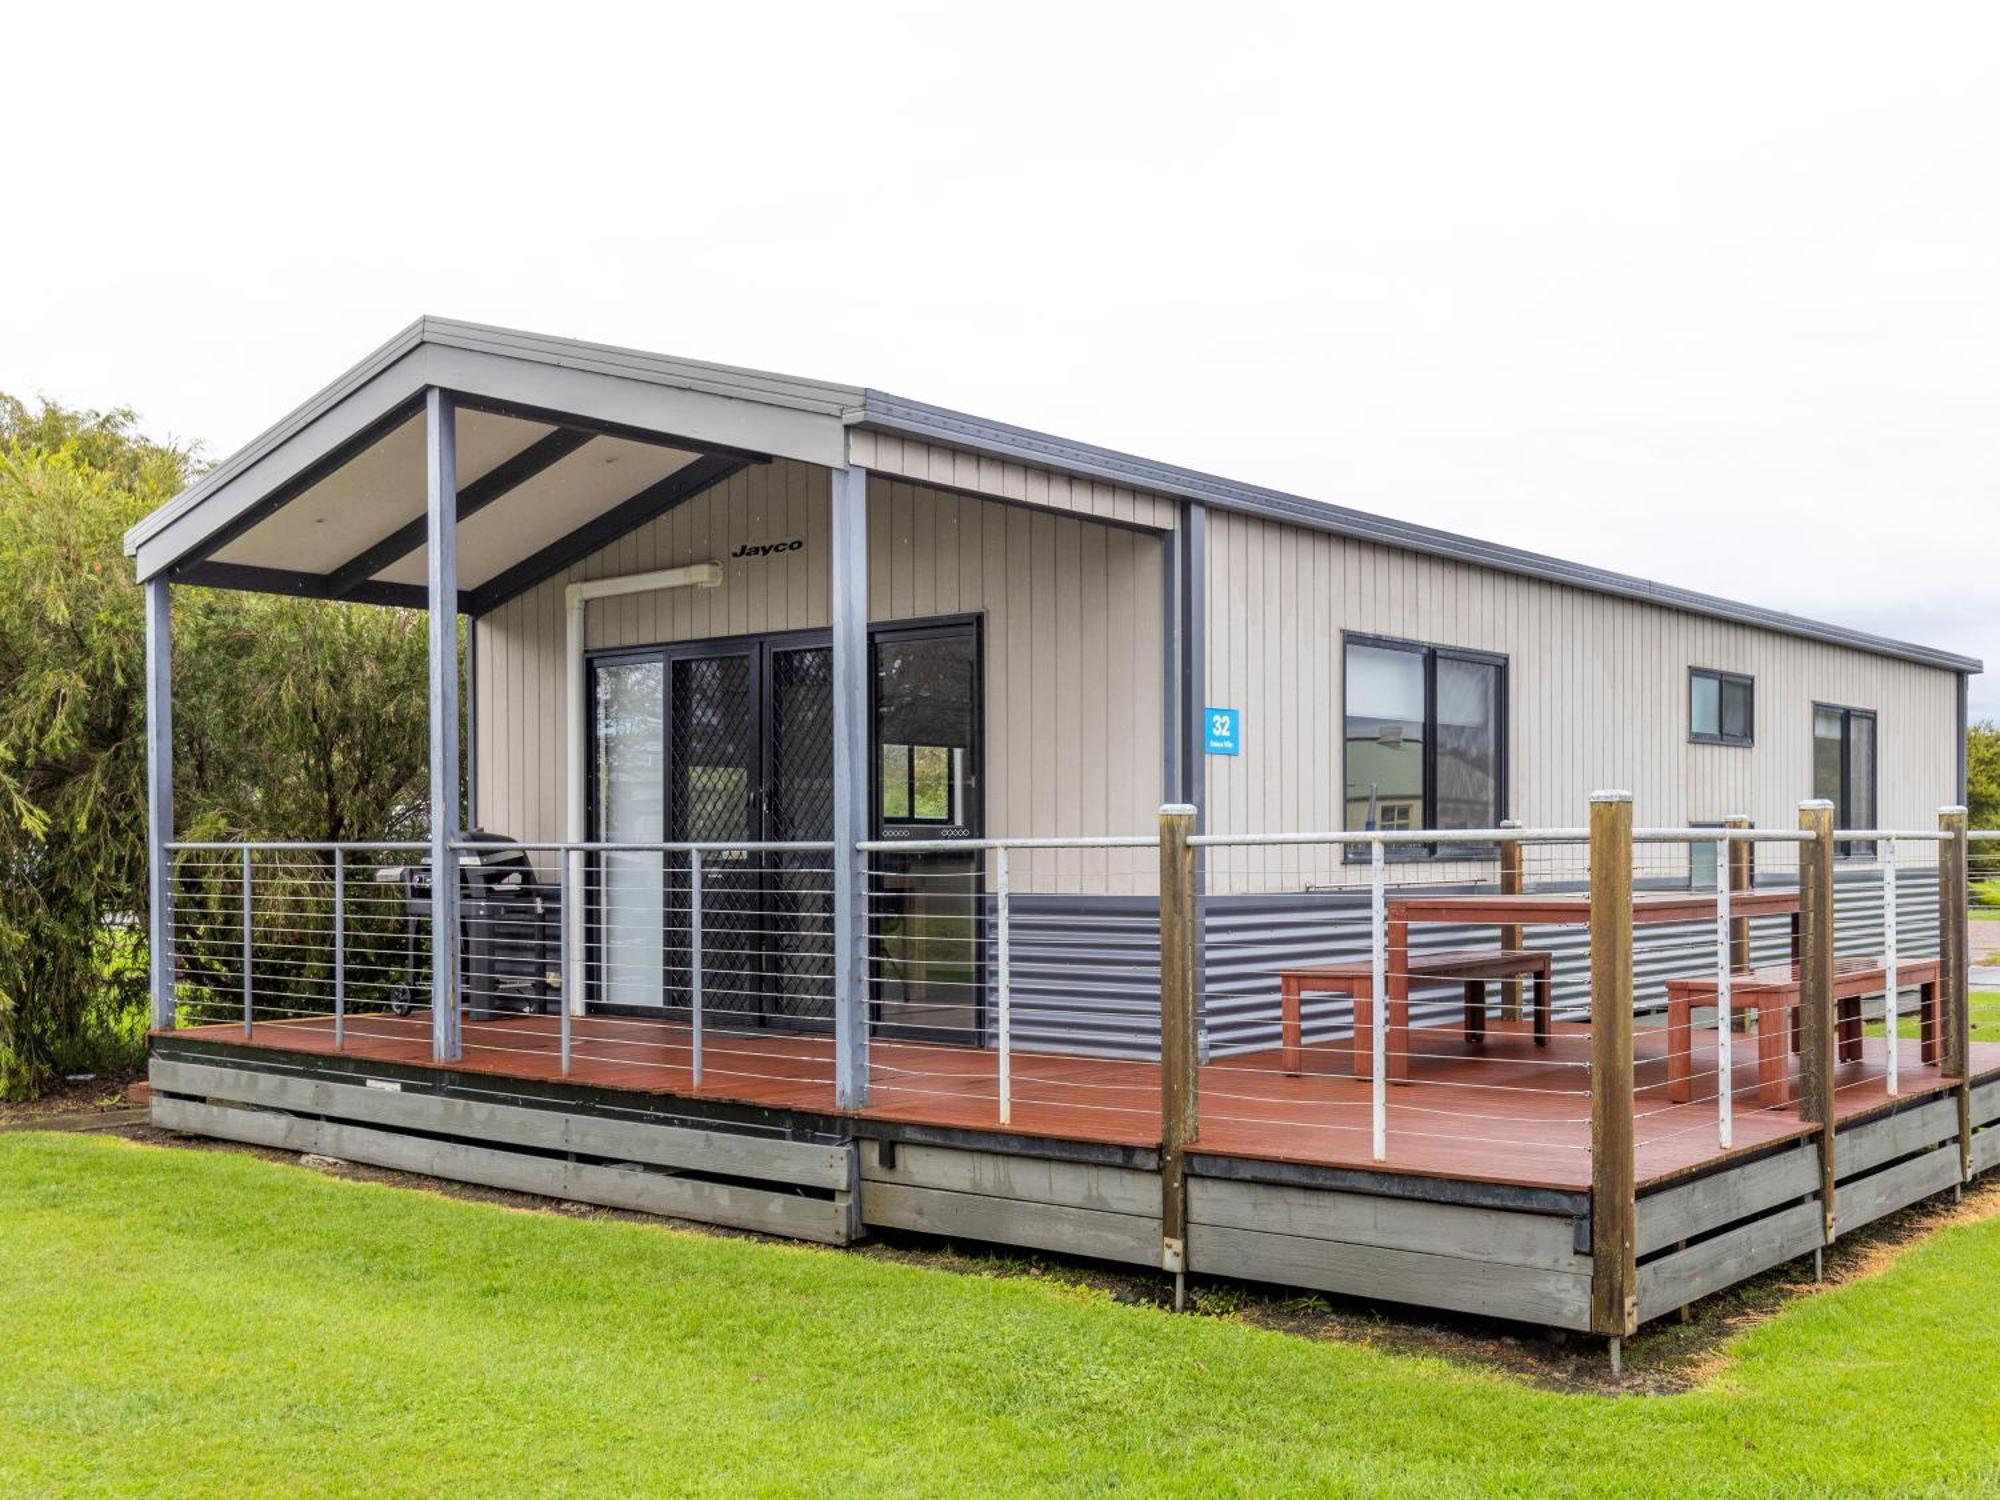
[1814,705,1844,805]
[880,744,911,819]
[593,659,664,1009]
[1721,677,1753,741]
[1691,674,1721,738]
[1814,704,1878,855]
[1345,638,1504,849]
[1345,643,1426,833]
[876,632,976,830]
[1434,655,1500,834]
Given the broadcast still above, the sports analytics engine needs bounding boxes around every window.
[874,626,978,832]
[1690,669,1754,746]
[1344,634,1505,855]
[1813,703,1877,855]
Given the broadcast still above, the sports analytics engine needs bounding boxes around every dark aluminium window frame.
[1813,700,1879,858]
[1688,666,1755,748]
[1341,630,1510,861]
[868,615,986,842]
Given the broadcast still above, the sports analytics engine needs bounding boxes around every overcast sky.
[3,4,1993,711]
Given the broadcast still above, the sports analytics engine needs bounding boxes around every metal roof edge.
[859,390,1983,676]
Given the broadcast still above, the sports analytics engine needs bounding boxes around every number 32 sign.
[1204,707,1240,756]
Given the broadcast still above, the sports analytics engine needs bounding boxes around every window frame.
[1688,667,1755,748]
[1341,630,1509,861]
[870,615,985,841]
[1812,701,1878,858]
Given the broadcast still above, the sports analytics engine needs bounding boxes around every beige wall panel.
[1201,513,1960,893]
[474,460,1166,891]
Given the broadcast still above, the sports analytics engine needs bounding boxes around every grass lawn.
[1867,988,2000,1042]
[6,1136,2000,1497]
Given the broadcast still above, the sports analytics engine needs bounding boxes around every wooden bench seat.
[1279,948,1553,1078]
[1664,955,1941,1107]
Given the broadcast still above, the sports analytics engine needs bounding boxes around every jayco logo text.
[731,538,805,559]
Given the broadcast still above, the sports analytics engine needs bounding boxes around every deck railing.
[162,810,1973,1148]
[158,800,1978,1353]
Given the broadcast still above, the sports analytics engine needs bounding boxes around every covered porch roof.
[125,320,865,615]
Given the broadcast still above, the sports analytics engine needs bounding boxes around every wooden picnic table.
[1369,888,1804,1081]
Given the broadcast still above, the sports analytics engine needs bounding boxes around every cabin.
[130,318,1994,1359]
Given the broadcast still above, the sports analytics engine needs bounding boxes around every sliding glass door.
[589,619,982,1038]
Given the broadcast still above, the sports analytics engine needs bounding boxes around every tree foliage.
[1967,722,2000,832]
[0,396,433,1097]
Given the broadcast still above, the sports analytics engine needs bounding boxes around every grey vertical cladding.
[981,868,1939,1062]
[145,577,175,1029]
[425,388,463,1063]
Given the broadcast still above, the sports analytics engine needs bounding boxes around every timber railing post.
[1589,791,1637,1363]
[1498,819,1524,1020]
[1725,813,1753,972]
[1158,803,1199,1308]
[1798,799,1837,1253]
[1940,806,1971,1182]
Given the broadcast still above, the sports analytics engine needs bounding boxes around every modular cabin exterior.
[128,319,1993,1348]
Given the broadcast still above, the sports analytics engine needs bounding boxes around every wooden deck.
[162,1010,2000,1193]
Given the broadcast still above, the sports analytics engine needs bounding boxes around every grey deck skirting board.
[1832,1144,1963,1239]
[1187,1177,1580,1274]
[1635,1200,1824,1324]
[151,1096,857,1244]
[857,1139,1162,1267]
[151,1057,851,1191]
[1971,1077,2000,1126]
[1973,1127,2000,1177]
[1186,1222,1594,1331]
[861,1181,1162,1267]
[1634,1141,1820,1258]
[1835,1098,1961,1183]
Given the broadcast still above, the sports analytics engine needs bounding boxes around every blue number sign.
[1204,707,1240,756]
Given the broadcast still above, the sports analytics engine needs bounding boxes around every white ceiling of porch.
[204,405,708,595]
[373,437,701,590]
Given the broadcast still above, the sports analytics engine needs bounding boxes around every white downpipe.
[564,562,723,1018]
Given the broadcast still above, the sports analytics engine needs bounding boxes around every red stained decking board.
[159,1012,1999,1195]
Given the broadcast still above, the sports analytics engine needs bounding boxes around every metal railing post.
[1715,833,1732,1147]
[1882,838,1899,1097]
[997,844,1012,1126]
[690,849,704,1090]
[240,845,254,1037]
[1370,838,1388,1163]
[333,846,346,1050]
[559,848,574,1077]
